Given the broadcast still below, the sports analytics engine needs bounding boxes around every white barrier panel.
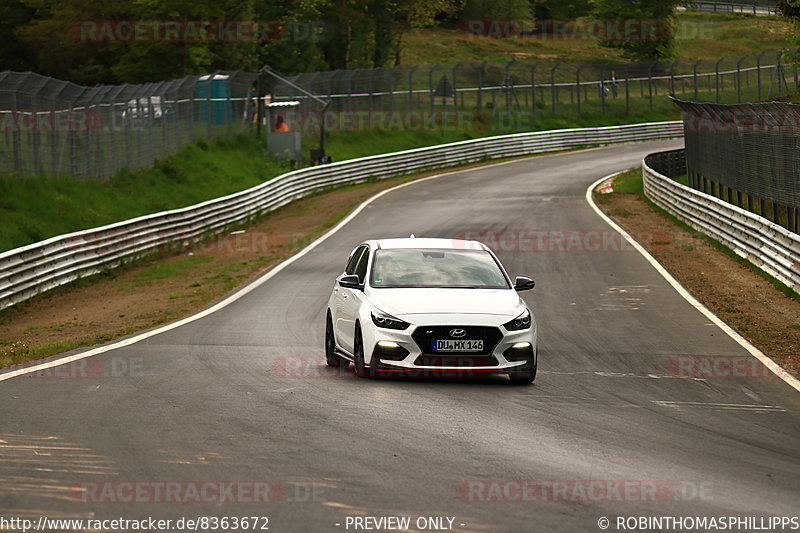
[0,121,683,310]
[643,155,800,293]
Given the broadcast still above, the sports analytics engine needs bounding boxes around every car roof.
[372,238,488,251]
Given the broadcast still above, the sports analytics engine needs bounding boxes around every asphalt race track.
[2,139,799,532]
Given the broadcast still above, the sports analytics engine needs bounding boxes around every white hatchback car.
[325,238,538,384]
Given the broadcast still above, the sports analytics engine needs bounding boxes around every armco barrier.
[643,150,800,293]
[0,121,683,310]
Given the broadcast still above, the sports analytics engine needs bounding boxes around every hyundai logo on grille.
[449,328,467,338]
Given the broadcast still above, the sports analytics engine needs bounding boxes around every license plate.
[431,339,483,352]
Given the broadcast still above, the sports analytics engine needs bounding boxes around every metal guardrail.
[678,2,780,16]
[0,121,683,311]
[643,150,800,293]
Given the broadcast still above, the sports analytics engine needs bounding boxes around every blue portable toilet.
[196,74,232,125]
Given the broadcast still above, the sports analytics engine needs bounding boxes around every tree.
[0,0,36,71]
[462,0,531,20]
[387,0,462,65]
[532,0,593,20]
[112,0,260,83]
[15,0,133,84]
[591,0,679,62]
[778,0,800,18]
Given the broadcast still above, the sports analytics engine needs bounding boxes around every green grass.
[0,135,295,252]
[2,110,678,254]
[400,13,791,65]
[610,168,645,194]
[128,256,212,286]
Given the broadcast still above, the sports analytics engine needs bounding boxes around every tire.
[353,326,370,379]
[509,354,537,385]
[325,314,346,368]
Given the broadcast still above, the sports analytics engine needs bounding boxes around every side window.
[354,247,370,282]
[344,246,366,275]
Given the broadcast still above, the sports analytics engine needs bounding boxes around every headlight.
[503,309,531,331]
[371,309,410,330]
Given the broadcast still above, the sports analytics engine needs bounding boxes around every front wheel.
[353,327,370,379]
[325,315,346,368]
[509,355,537,385]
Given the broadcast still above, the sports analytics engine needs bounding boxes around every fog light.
[374,341,409,362]
[377,341,400,348]
[504,342,534,362]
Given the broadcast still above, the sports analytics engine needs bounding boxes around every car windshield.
[370,248,510,289]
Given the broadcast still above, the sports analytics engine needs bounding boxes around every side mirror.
[514,276,535,291]
[339,274,363,290]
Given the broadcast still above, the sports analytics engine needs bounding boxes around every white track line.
[0,156,542,382]
[586,171,800,394]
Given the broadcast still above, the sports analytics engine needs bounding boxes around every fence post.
[407,66,417,112]
[504,59,514,114]
[624,66,630,114]
[530,63,538,115]
[756,51,766,101]
[576,64,584,115]
[600,70,607,114]
[389,65,398,117]
[715,57,724,103]
[693,60,701,100]
[206,76,213,139]
[429,64,438,113]
[452,63,462,113]
[478,61,485,110]
[647,62,655,110]
[31,92,41,176]
[550,63,560,116]
[669,59,678,95]
[736,56,745,103]
[776,51,787,96]
[11,89,22,173]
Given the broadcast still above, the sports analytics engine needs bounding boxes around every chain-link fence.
[0,70,258,179]
[271,50,798,121]
[672,97,799,233]
[2,50,797,179]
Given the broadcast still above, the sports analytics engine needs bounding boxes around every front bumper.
[365,320,537,377]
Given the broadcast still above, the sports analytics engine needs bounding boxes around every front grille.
[414,355,499,367]
[411,326,503,356]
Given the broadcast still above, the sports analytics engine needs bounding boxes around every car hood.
[366,288,524,318]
